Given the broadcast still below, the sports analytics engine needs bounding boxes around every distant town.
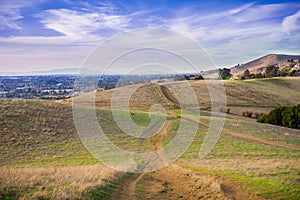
[0,75,76,100]
[0,74,197,100]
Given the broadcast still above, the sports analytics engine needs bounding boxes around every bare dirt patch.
[137,164,262,200]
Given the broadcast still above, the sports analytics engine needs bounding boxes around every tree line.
[257,105,300,129]
[241,65,299,80]
[218,61,299,80]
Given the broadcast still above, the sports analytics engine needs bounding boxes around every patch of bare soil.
[137,164,262,200]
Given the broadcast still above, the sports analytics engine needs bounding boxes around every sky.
[0,0,300,73]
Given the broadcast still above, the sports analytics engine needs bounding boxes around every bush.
[257,105,300,129]
[218,68,232,80]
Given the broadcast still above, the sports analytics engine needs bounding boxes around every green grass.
[185,164,300,200]
[136,179,145,194]
[1,78,300,200]
[223,118,300,146]
[175,113,300,159]
[244,78,300,94]
[174,111,300,199]
[208,134,299,159]
[162,113,300,160]
[0,99,174,167]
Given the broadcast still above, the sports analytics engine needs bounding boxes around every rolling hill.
[63,77,300,116]
[203,54,300,78]
[230,54,300,77]
[1,77,300,199]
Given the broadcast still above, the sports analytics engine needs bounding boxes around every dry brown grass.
[64,78,300,117]
[0,165,117,199]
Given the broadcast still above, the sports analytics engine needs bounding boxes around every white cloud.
[0,2,24,30]
[0,0,43,30]
[160,3,300,68]
[165,3,293,44]
[282,10,300,34]
[229,3,254,15]
[40,8,131,39]
[232,3,291,23]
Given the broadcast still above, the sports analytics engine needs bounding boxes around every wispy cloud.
[165,3,296,40]
[40,8,131,40]
[159,2,300,67]
[0,0,43,30]
[229,3,254,15]
[231,3,292,23]
[282,10,300,34]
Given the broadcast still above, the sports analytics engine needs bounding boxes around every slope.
[65,77,300,116]
[230,54,300,76]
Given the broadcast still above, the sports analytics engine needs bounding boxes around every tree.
[265,65,279,78]
[289,70,296,76]
[278,70,288,77]
[255,73,264,78]
[218,68,232,80]
[243,69,250,79]
[258,105,300,129]
[194,74,204,80]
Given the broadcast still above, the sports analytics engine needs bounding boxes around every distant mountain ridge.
[230,54,300,77]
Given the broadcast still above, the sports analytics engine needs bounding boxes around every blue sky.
[0,0,300,72]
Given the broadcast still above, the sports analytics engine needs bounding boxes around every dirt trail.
[111,163,261,200]
[159,85,180,106]
[110,117,264,200]
[151,120,175,150]
[110,120,175,200]
[137,164,262,200]
[109,173,144,200]
[172,112,300,151]
[153,84,180,109]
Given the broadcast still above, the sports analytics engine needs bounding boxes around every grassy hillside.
[0,99,164,167]
[0,99,94,167]
[64,77,300,115]
[188,77,300,115]
[1,77,300,199]
[0,99,164,199]
[163,111,300,199]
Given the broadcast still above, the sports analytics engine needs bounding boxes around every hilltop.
[202,54,300,78]
[230,54,300,77]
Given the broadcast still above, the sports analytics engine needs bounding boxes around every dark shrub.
[257,105,300,129]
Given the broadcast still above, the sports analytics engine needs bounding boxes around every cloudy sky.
[0,0,300,73]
